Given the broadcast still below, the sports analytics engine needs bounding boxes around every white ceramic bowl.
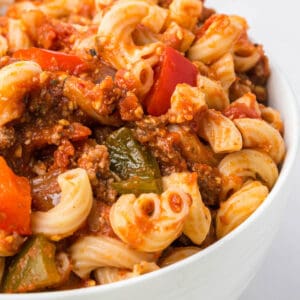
[2,64,299,300]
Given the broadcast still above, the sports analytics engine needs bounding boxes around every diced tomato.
[223,102,261,120]
[13,47,88,75]
[0,157,32,235]
[144,46,198,116]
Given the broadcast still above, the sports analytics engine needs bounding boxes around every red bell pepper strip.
[144,46,198,116]
[13,47,88,75]
[0,157,32,235]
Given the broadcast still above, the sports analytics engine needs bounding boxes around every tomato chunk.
[13,47,87,75]
[0,157,32,235]
[144,46,198,116]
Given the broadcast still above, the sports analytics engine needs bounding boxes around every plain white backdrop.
[207,1,300,299]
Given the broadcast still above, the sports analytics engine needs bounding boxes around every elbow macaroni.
[69,235,157,278]
[31,168,93,241]
[216,181,269,238]
[162,172,211,245]
[234,118,285,164]
[0,61,42,126]
[188,14,247,64]
[94,262,159,284]
[198,109,243,153]
[159,246,200,267]
[97,1,165,95]
[110,188,191,252]
[218,149,279,189]
[168,83,207,124]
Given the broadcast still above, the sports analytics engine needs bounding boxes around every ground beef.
[229,74,268,103]
[247,54,270,86]
[0,126,15,150]
[190,163,222,207]
[75,141,117,203]
[134,115,187,175]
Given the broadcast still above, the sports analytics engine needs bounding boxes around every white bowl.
[2,63,299,300]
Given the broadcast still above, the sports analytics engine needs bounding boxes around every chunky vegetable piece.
[0,157,31,235]
[106,127,162,194]
[2,235,61,293]
[13,48,88,74]
[144,46,198,116]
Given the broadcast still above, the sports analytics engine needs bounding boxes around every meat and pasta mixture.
[0,0,285,293]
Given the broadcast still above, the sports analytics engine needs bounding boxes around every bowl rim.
[2,61,300,299]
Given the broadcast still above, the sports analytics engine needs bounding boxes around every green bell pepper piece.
[106,127,162,195]
[2,235,61,293]
[106,127,161,180]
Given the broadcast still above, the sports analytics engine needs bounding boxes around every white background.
[207,1,300,299]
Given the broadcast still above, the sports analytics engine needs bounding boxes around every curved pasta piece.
[169,0,202,30]
[94,262,159,285]
[197,75,229,110]
[198,109,243,153]
[69,235,156,278]
[188,15,247,64]
[219,174,243,202]
[259,104,284,133]
[7,18,31,52]
[160,21,195,53]
[216,181,269,238]
[168,83,207,124]
[97,1,165,95]
[218,149,279,189]
[110,189,191,252]
[97,1,163,70]
[233,49,261,73]
[0,61,42,126]
[162,172,211,245]
[39,0,83,18]
[211,53,236,91]
[31,168,93,241]
[234,118,285,164]
[159,247,200,267]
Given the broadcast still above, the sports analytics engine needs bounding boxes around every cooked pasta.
[110,188,192,252]
[94,262,160,284]
[163,172,211,245]
[168,83,207,123]
[69,235,157,278]
[197,75,230,110]
[7,18,31,52]
[218,149,279,189]
[234,118,285,164]
[31,168,93,241]
[168,0,202,30]
[188,14,247,64]
[0,61,42,126]
[0,0,285,293]
[216,181,269,238]
[159,247,200,267]
[198,109,243,153]
[210,53,236,91]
